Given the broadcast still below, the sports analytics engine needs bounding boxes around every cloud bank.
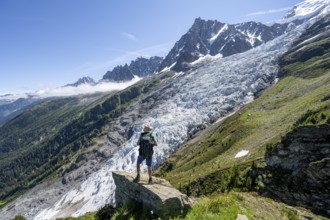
[35,76,141,98]
[0,77,142,105]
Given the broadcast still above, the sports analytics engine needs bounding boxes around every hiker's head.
[143,124,152,132]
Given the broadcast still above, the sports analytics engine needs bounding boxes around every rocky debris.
[265,125,330,217]
[112,172,196,219]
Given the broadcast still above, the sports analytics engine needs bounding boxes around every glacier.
[33,20,311,220]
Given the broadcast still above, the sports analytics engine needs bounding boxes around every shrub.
[12,215,26,220]
[95,204,116,220]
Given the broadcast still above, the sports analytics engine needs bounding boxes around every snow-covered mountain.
[285,0,330,21]
[2,0,330,219]
[102,56,163,81]
[159,0,330,72]
[158,18,301,72]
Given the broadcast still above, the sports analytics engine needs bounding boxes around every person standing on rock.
[134,124,158,184]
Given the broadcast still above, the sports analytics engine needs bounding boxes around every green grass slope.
[0,94,105,202]
[156,15,330,198]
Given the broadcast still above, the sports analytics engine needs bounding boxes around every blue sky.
[0,0,302,95]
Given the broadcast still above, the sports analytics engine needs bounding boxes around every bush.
[12,215,26,220]
[95,204,116,220]
[111,200,159,220]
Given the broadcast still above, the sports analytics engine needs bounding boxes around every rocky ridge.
[102,56,163,82]
[158,18,302,72]
[64,76,96,87]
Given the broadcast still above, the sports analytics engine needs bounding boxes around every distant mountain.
[65,76,96,87]
[0,94,26,105]
[102,56,163,81]
[0,97,43,125]
[159,18,302,72]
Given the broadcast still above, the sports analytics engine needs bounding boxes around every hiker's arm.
[137,136,141,146]
[152,135,158,146]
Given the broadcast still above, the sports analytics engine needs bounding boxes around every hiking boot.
[133,174,140,183]
[148,178,153,185]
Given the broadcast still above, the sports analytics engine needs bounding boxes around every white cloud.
[34,76,141,98]
[245,7,291,17]
[121,32,139,42]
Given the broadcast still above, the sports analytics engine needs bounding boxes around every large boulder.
[112,172,196,218]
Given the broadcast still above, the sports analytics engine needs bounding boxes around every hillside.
[0,93,105,200]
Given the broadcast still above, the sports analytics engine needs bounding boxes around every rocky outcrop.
[112,172,195,219]
[265,125,330,216]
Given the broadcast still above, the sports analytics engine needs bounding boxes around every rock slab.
[112,172,195,218]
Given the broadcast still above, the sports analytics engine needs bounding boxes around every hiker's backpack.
[139,132,154,158]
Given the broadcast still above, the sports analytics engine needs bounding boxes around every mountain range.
[0,0,330,219]
[158,18,303,72]
[102,56,163,81]
[0,15,306,121]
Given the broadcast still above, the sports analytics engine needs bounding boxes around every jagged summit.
[158,18,296,72]
[102,56,163,82]
[65,76,96,87]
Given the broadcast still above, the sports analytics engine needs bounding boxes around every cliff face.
[265,125,330,216]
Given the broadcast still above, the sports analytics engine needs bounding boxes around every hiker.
[134,124,158,184]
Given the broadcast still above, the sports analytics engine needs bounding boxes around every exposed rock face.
[130,56,163,77]
[265,125,330,216]
[112,172,195,218]
[103,56,163,82]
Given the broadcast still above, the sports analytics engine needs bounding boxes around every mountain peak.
[159,18,291,72]
[102,56,163,82]
[65,76,96,87]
